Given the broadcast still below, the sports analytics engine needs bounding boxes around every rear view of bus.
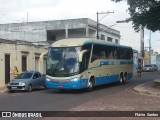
[45,38,133,91]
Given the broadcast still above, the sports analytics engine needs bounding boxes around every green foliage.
[112,0,160,32]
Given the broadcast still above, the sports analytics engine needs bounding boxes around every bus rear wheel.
[123,74,127,83]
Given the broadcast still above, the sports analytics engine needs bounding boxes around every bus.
[45,38,133,91]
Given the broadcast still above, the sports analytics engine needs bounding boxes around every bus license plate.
[58,86,64,88]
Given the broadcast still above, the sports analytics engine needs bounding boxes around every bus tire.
[123,74,127,84]
[87,78,94,92]
[119,74,123,84]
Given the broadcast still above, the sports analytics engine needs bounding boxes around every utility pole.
[96,11,114,39]
[96,12,99,39]
[140,26,144,58]
[27,12,28,26]
[149,31,151,64]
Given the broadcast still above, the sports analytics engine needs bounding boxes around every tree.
[112,0,160,32]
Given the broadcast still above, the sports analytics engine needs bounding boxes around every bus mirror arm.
[79,50,87,62]
[39,51,48,73]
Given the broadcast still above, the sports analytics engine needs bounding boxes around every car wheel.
[27,84,32,92]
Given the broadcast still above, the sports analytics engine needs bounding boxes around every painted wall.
[0,40,46,87]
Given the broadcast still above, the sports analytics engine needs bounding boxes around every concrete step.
[154,79,160,88]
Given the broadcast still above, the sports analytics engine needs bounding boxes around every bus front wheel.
[87,79,94,92]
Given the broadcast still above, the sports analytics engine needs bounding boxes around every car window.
[33,73,39,79]
[16,73,33,79]
[38,73,41,77]
[144,65,150,67]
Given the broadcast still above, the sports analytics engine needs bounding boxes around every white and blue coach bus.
[45,38,133,91]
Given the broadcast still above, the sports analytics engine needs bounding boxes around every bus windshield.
[46,47,81,77]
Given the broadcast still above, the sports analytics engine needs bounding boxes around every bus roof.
[51,38,132,49]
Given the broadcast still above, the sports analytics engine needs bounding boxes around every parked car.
[7,71,46,92]
[142,65,154,72]
[151,64,158,71]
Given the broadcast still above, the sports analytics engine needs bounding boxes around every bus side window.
[105,46,117,59]
[113,48,118,59]
[91,45,106,62]
[117,48,124,59]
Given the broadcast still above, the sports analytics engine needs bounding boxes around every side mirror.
[79,50,87,62]
[39,51,48,73]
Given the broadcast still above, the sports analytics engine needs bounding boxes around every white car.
[142,65,154,72]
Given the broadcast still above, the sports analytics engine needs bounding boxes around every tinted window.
[144,65,151,67]
[38,73,41,77]
[91,44,132,62]
[16,73,33,79]
[91,45,106,62]
[33,73,39,79]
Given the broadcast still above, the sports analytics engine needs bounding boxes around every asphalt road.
[0,71,159,112]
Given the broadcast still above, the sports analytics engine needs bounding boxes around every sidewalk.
[133,80,160,96]
[0,85,8,93]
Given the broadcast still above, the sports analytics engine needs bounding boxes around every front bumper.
[7,85,27,91]
[46,79,88,90]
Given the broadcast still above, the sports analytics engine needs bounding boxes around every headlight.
[70,77,79,82]
[46,78,51,81]
[19,82,26,86]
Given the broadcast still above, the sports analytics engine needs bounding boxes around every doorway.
[5,54,10,84]
[35,57,39,71]
[22,56,27,71]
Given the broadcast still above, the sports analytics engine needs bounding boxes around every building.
[0,18,121,87]
[144,50,160,69]
[0,39,47,87]
[0,18,120,44]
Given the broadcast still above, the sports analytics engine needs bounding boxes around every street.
[0,71,160,119]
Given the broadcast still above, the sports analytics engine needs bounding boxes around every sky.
[0,0,160,52]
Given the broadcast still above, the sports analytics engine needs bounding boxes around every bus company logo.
[2,112,11,117]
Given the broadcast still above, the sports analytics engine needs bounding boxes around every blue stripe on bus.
[100,61,110,65]
[128,61,133,64]
[95,74,119,86]
[88,60,133,70]
[46,73,133,90]
[46,79,88,90]
[120,61,126,64]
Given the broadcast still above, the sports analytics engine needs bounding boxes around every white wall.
[99,31,120,44]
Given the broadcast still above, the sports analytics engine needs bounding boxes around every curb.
[0,86,8,93]
[154,79,160,87]
[133,81,160,96]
